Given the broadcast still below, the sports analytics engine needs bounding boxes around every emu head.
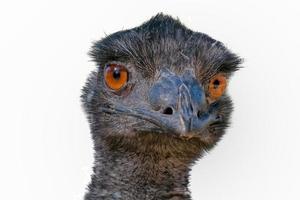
[82,14,241,158]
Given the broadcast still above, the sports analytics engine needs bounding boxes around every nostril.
[197,110,208,119]
[197,111,201,118]
[163,107,173,115]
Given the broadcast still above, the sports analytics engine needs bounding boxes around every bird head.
[82,14,241,156]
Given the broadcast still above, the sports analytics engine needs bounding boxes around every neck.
[85,134,205,200]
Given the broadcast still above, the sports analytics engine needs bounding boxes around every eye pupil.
[113,68,121,80]
[213,79,220,88]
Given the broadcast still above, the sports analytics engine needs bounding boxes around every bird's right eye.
[104,64,128,91]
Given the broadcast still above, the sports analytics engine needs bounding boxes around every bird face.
[82,14,241,150]
[101,65,224,136]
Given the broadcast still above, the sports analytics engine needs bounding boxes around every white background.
[0,0,300,199]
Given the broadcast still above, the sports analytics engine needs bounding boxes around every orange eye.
[104,64,128,91]
[208,74,227,100]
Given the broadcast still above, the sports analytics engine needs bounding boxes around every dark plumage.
[82,13,242,200]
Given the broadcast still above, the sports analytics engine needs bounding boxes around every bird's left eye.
[208,73,227,100]
[104,64,128,91]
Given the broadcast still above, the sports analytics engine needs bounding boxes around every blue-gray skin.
[81,13,242,200]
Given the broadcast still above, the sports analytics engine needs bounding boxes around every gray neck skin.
[84,137,198,200]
